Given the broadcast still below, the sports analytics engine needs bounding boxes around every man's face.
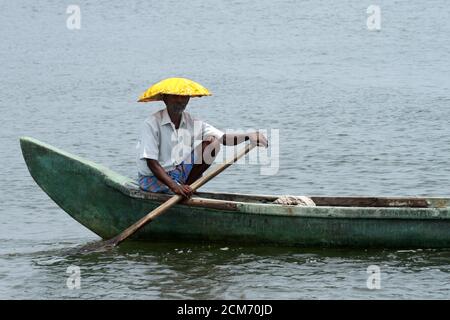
[163,94,190,113]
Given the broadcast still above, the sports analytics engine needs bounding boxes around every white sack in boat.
[273,195,316,206]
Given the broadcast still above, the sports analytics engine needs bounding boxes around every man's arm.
[146,159,193,198]
[221,132,268,147]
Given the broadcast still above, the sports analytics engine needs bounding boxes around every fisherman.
[136,77,268,198]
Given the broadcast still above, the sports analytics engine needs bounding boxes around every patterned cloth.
[139,151,195,193]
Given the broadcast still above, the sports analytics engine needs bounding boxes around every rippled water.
[1,1,449,299]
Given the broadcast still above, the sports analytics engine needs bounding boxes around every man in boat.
[136,77,268,198]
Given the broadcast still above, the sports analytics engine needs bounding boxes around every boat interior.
[196,192,448,208]
[126,183,448,208]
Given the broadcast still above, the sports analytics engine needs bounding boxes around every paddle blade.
[77,237,120,254]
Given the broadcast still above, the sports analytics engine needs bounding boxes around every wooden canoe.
[20,136,450,248]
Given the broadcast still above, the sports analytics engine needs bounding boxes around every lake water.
[0,0,449,299]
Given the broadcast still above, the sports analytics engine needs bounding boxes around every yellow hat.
[138,77,212,102]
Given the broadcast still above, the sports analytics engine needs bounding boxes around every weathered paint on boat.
[20,136,450,248]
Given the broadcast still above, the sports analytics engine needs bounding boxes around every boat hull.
[20,137,450,248]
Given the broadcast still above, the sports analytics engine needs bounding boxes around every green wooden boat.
[20,136,450,248]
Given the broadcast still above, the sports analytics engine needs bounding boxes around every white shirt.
[136,108,224,176]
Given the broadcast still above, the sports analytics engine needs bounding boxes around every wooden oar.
[81,143,257,252]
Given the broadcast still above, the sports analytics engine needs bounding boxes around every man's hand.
[170,184,194,198]
[248,131,269,148]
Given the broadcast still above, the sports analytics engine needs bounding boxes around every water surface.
[0,0,449,299]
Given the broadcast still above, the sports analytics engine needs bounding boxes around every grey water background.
[1,0,449,299]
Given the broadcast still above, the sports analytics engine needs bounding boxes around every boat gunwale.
[121,185,450,220]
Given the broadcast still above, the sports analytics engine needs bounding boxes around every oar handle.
[110,143,257,246]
